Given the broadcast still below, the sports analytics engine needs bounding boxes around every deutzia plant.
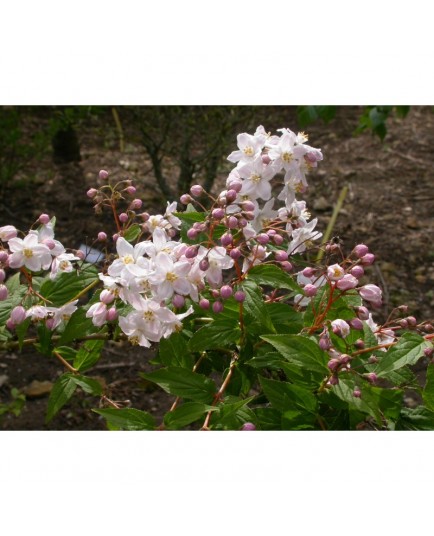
[0,126,433,430]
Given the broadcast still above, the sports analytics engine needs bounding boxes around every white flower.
[50,252,80,280]
[164,201,181,230]
[148,252,193,300]
[227,132,266,165]
[238,157,277,201]
[251,198,277,232]
[288,219,322,255]
[86,302,108,327]
[8,232,52,271]
[199,247,234,287]
[47,300,78,329]
[0,225,18,241]
[108,237,148,278]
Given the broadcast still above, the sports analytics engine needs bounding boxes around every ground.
[1,106,433,430]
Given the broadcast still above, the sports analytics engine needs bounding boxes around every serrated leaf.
[46,373,77,423]
[164,402,216,429]
[159,332,194,369]
[73,339,104,372]
[53,346,78,362]
[141,367,217,403]
[40,265,99,306]
[265,302,304,334]
[241,280,275,333]
[423,364,434,412]
[188,318,240,352]
[70,374,102,396]
[123,224,142,242]
[373,332,430,377]
[396,407,434,431]
[93,408,155,430]
[261,334,328,374]
[247,264,302,293]
[58,307,98,345]
[259,376,317,414]
[254,407,282,430]
[281,409,317,430]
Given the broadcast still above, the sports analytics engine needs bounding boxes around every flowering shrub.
[0,125,433,430]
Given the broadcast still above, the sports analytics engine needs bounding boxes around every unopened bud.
[302,267,315,278]
[350,265,364,278]
[272,234,284,246]
[11,305,26,325]
[226,189,238,203]
[185,246,198,259]
[365,372,377,383]
[39,213,50,225]
[199,258,209,271]
[99,170,109,180]
[361,253,375,265]
[199,298,210,310]
[97,232,107,241]
[328,358,340,372]
[129,198,143,210]
[187,228,199,240]
[230,248,241,260]
[234,290,246,303]
[241,422,256,431]
[280,261,293,273]
[212,301,224,314]
[119,213,129,223]
[256,233,270,245]
[274,250,288,262]
[75,249,85,260]
[172,294,185,308]
[328,374,339,386]
[0,268,5,282]
[227,181,242,193]
[0,284,8,300]
[354,244,369,258]
[100,289,115,304]
[406,316,417,327]
[353,389,362,398]
[220,233,233,247]
[87,188,98,199]
[424,347,434,358]
[356,306,370,321]
[349,318,364,330]
[212,208,225,220]
[125,186,136,195]
[180,194,192,205]
[106,307,118,322]
[304,284,318,297]
[220,285,233,300]
[241,200,255,212]
[0,251,8,263]
[227,216,238,229]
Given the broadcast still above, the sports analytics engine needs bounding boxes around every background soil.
[1,105,433,430]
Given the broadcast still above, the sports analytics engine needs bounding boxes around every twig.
[316,185,348,263]
[53,350,78,374]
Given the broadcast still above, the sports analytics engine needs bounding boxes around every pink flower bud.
[0,269,5,282]
[172,294,185,308]
[0,225,18,241]
[0,284,8,300]
[368,355,379,364]
[119,213,129,223]
[267,229,276,236]
[106,307,118,322]
[238,218,248,228]
[304,284,318,297]
[280,261,293,273]
[189,184,203,197]
[406,316,417,327]
[0,251,8,263]
[361,253,375,265]
[99,170,109,180]
[212,301,224,314]
[227,181,242,193]
[354,244,369,258]
[211,289,220,299]
[365,372,377,384]
[319,336,331,351]
[274,250,288,262]
[45,317,56,330]
[262,154,271,165]
[220,233,233,247]
[349,318,364,330]
[75,249,85,260]
[355,339,365,349]
[39,213,50,225]
[212,208,225,220]
[244,211,255,221]
[11,305,26,325]
[230,248,241,260]
[199,258,209,271]
[187,228,199,240]
[256,233,270,245]
[328,358,340,372]
[180,194,192,205]
[112,234,119,243]
[199,298,210,310]
[220,285,233,299]
[185,246,198,259]
[350,265,364,278]
[226,189,238,203]
[241,422,256,431]
[100,289,115,304]
[355,306,370,320]
[129,199,143,210]
[6,318,16,331]
[234,290,246,303]
[328,374,339,386]
[336,274,358,291]
[302,267,315,278]
[87,188,98,198]
[359,284,382,305]
[97,231,107,241]
[272,234,284,246]
[125,186,136,195]
[227,216,239,229]
[339,353,351,364]
[241,201,255,212]
[353,389,362,398]
[139,212,150,222]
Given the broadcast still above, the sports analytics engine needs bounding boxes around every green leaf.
[0,283,27,325]
[40,265,99,306]
[73,339,104,372]
[164,402,216,429]
[281,409,317,430]
[240,280,275,333]
[261,334,328,374]
[5,272,21,294]
[423,364,434,412]
[188,317,240,352]
[141,367,217,403]
[46,373,77,423]
[254,407,282,430]
[373,332,431,377]
[265,302,304,334]
[93,408,155,430]
[159,332,194,369]
[123,224,142,242]
[246,264,302,293]
[396,407,434,431]
[259,376,317,414]
[70,374,102,396]
[58,307,97,345]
